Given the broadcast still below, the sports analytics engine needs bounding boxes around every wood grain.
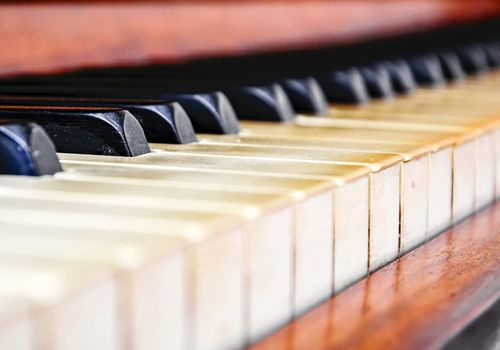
[250,202,500,350]
[0,1,499,77]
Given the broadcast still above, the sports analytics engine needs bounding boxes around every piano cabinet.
[0,1,499,349]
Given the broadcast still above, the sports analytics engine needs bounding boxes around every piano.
[0,1,499,349]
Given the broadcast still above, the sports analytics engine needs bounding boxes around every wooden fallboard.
[251,202,500,350]
[1,1,500,77]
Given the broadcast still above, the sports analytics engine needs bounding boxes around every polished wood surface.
[1,1,500,77]
[251,202,500,350]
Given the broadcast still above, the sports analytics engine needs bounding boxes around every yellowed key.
[307,73,499,222]
[0,173,333,320]
[0,177,293,345]
[323,102,499,211]
[299,113,491,135]
[55,163,337,315]
[361,87,500,107]
[321,106,498,213]
[197,133,431,159]
[240,121,487,224]
[194,131,447,260]
[151,142,401,171]
[0,225,188,350]
[0,258,118,350]
[330,105,500,129]
[60,152,371,293]
[401,79,500,103]
[0,174,303,331]
[328,106,500,128]
[148,141,407,268]
[61,129,435,267]
[241,118,478,228]
[0,297,33,350]
[239,121,459,147]
[0,198,246,350]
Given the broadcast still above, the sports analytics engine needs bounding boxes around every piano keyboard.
[0,40,499,350]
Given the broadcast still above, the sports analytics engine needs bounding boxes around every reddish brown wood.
[250,202,500,350]
[0,1,499,77]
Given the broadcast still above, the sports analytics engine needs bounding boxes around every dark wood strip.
[250,202,500,350]
[0,1,499,77]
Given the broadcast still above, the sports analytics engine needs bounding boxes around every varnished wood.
[250,202,500,350]
[0,1,500,77]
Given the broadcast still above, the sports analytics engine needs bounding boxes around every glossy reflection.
[251,203,500,350]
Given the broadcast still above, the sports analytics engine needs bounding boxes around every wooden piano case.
[1,1,500,348]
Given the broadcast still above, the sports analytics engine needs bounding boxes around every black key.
[359,65,394,99]
[280,78,328,115]
[0,85,240,135]
[484,43,500,68]
[110,102,197,144]
[0,121,62,176]
[316,68,370,104]
[0,107,150,157]
[436,52,466,82]
[407,55,445,87]
[223,84,295,121]
[168,92,240,134]
[380,60,416,95]
[456,46,489,75]
[0,97,196,144]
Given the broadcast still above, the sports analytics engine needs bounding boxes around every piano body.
[0,1,499,349]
